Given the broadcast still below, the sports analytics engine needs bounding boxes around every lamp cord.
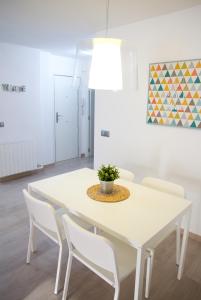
[105,0,110,37]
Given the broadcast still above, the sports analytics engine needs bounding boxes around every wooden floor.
[1,158,201,300]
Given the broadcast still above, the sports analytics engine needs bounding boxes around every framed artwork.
[147,59,201,128]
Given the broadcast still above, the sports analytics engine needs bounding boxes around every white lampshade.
[88,38,123,91]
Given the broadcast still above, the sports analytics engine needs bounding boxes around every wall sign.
[147,59,201,129]
[1,83,26,93]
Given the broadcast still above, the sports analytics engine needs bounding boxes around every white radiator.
[0,140,39,177]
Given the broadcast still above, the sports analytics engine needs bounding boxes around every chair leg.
[26,220,34,264]
[62,253,73,300]
[145,250,154,298]
[94,226,98,234]
[54,244,63,295]
[176,222,181,266]
[114,287,120,300]
[30,223,37,253]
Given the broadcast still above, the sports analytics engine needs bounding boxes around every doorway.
[54,75,79,162]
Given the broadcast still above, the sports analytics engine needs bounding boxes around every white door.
[54,76,79,162]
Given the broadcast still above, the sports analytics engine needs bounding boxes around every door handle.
[56,112,62,123]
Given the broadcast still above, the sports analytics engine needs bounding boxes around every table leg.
[177,208,191,280]
[176,218,182,266]
[134,247,146,300]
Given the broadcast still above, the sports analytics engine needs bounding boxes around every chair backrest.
[62,214,118,275]
[119,168,135,182]
[141,177,185,198]
[23,189,59,235]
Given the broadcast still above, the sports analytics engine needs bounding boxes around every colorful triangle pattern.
[147,59,201,129]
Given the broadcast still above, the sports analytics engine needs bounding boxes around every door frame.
[53,74,80,163]
[88,89,95,157]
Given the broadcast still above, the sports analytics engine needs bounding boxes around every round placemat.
[87,184,130,203]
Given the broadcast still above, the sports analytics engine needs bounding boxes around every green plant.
[97,164,120,182]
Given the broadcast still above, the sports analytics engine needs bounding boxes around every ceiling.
[0,0,201,56]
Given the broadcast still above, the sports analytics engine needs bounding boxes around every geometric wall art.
[147,59,201,128]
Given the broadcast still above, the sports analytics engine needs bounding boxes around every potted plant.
[97,164,120,194]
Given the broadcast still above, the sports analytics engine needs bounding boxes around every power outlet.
[0,122,4,128]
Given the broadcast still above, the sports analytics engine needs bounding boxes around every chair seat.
[36,208,92,243]
[74,231,137,283]
[37,223,66,241]
[56,207,92,231]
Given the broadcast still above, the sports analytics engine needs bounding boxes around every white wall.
[39,52,54,165]
[0,42,41,155]
[0,43,90,168]
[79,58,92,157]
[94,6,201,235]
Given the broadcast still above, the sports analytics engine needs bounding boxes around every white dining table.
[28,168,192,300]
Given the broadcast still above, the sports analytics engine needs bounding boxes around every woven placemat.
[87,184,130,203]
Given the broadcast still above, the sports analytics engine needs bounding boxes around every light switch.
[101,130,110,137]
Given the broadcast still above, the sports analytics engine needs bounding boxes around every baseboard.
[43,163,55,168]
[180,228,201,243]
[189,231,201,242]
[0,165,44,182]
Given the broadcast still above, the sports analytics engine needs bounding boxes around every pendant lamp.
[88,0,123,91]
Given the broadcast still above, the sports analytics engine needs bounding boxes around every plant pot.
[100,181,114,194]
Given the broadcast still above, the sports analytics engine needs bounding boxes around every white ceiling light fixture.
[73,1,137,92]
[88,0,123,91]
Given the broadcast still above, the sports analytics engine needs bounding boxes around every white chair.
[141,177,185,297]
[61,214,152,300]
[23,189,66,295]
[141,177,184,198]
[118,168,135,182]
[60,207,93,231]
